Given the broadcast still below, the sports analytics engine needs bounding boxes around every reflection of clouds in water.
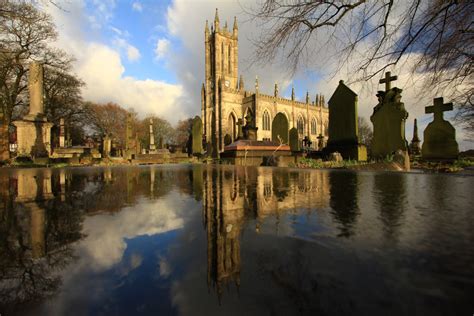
[77,193,185,271]
[159,257,171,278]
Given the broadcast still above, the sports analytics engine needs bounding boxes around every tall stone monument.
[421,97,459,160]
[370,71,408,158]
[192,116,203,156]
[59,118,66,148]
[149,118,156,153]
[409,118,421,156]
[326,80,367,161]
[13,61,53,159]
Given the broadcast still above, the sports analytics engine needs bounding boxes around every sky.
[41,0,472,150]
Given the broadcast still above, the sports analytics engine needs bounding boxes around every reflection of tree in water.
[0,170,84,313]
[329,171,360,238]
[374,173,406,242]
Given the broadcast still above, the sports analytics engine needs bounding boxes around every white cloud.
[112,37,141,62]
[132,1,143,12]
[154,38,170,60]
[45,1,185,123]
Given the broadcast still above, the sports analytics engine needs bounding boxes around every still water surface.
[0,164,473,315]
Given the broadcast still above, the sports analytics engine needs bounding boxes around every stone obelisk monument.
[13,61,53,160]
[149,118,156,153]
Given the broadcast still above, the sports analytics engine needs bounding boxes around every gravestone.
[409,118,421,156]
[149,118,156,153]
[224,134,232,146]
[289,128,300,152]
[370,71,409,159]
[242,112,257,141]
[236,118,244,140]
[326,80,367,161]
[192,116,203,155]
[317,134,325,151]
[421,97,458,160]
[13,61,53,160]
[103,134,111,158]
[59,118,65,148]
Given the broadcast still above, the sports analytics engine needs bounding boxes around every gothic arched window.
[221,42,224,73]
[263,111,270,131]
[297,116,305,135]
[311,118,317,135]
[228,44,231,75]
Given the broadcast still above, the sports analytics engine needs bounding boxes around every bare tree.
[249,0,473,133]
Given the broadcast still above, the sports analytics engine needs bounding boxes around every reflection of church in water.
[202,166,330,300]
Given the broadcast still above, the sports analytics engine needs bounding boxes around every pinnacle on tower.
[205,20,209,35]
[239,75,244,91]
[306,91,310,104]
[224,21,228,32]
[214,8,220,31]
[233,16,238,36]
[255,75,259,91]
[315,93,319,106]
[274,83,279,97]
[322,95,325,106]
[291,86,295,101]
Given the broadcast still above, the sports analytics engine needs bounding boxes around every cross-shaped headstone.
[379,71,398,92]
[426,97,452,121]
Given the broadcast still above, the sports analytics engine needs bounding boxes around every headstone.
[59,118,65,148]
[409,118,421,156]
[224,134,232,146]
[421,97,459,160]
[328,152,343,162]
[12,61,53,159]
[370,71,409,159]
[192,116,203,155]
[289,127,300,152]
[326,80,367,161]
[393,149,410,171]
[159,136,163,149]
[242,112,258,140]
[317,134,325,151]
[103,134,111,158]
[236,119,244,140]
[149,118,156,153]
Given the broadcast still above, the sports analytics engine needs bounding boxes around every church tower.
[202,9,239,157]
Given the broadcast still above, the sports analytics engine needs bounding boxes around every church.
[201,9,329,157]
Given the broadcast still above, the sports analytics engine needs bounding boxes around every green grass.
[453,159,474,168]
[297,157,364,169]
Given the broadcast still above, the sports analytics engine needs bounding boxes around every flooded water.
[0,164,473,315]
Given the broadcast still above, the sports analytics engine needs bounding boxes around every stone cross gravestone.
[370,71,408,159]
[192,116,203,155]
[289,127,300,152]
[326,80,367,161]
[421,97,458,160]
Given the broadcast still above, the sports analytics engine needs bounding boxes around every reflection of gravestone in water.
[370,72,409,158]
[421,97,459,160]
[373,173,406,242]
[329,171,359,238]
